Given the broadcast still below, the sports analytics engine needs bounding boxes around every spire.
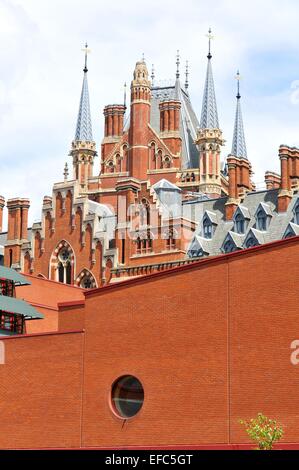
[199,29,219,129]
[231,71,247,159]
[74,43,93,142]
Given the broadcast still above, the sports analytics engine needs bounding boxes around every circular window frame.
[110,375,144,420]
[58,248,71,263]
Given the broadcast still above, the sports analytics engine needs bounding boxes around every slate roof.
[183,188,299,257]
[150,81,200,169]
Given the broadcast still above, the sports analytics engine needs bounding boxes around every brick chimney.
[225,157,239,220]
[278,145,294,213]
[265,171,281,190]
[5,198,30,268]
[159,100,181,156]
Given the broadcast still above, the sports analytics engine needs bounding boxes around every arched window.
[164,157,171,169]
[108,161,115,173]
[256,210,267,231]
[51,242,74,285]
[203,217,213,239]
[246,237,257,249]
[76,269,97,289]
[235,214,245,234]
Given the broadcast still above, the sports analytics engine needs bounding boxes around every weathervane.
[206,28,214,59]
[185,60,189,91]
[124,82,127,108]
[151,64,155,85]
[176,50,180,79]
[236,70,241,99]
[82,42,91,72]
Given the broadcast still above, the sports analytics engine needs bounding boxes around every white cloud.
[1,0,299,226]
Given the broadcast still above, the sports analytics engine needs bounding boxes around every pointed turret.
[231,71,247,159]
[74,49,93,141]
[199,31,219,130]
[226,72,252,220]
[70,44,97,188]
[195,29,224,198]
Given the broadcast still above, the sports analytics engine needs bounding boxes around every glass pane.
[112,375,144,418]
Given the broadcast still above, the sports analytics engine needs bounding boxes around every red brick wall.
[82,262,229,447]
[229,243,299,443]
[1,238,299,447]
[0,332,84,449]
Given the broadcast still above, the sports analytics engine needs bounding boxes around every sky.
[1,0,299,226]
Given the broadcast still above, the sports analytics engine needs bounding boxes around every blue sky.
[1,0,299,225]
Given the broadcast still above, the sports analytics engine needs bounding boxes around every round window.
[111,375,144,419]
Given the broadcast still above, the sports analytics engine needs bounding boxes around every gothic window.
[108,161,115,173]
[235,214,245,234]
[256,210,267,231]
[245,237,257,249]
[51,242,74,285]
[76,269,97,289]
[164,157,171,169]
[203,216,213,239]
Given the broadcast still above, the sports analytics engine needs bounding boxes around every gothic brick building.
[1,35,299,288]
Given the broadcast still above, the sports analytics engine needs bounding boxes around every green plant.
[239,413,284,450]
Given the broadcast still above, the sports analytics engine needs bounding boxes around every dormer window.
[235,214,245,234]
[255,203,272,232]
[202,212,217,239]
[256,210,267,231]
[203,219,213,239]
